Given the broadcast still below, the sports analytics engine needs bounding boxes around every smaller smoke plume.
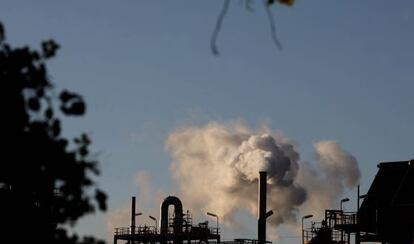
[297,141,360,216]
[315,141,360,189]
[165,121,360,231]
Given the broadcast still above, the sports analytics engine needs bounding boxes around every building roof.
[358,160,414,234]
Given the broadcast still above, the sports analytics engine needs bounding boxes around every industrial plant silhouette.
[113,161,414,244]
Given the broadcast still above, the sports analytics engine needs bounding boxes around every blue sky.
[1,0,413,243]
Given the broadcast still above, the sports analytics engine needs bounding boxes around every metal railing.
[209,227,220,235]
[114,226,158,235]
[304,225,349,243]
[338,212,357,225]
[221,239,271,244]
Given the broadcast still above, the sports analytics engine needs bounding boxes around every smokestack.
[258,171,267,244]
[131,196,136,236]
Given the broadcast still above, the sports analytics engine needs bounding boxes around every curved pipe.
[160,196,183,235]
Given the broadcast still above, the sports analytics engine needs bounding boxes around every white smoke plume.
[296,141,361,218]
[165,121,360,229]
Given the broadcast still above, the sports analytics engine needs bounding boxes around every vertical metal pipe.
[258,171,267,244]
[302,218,304,244]
[357,185,360,212]
[131,196,136,244]
[356,185,360,244]
[131,197,136,227]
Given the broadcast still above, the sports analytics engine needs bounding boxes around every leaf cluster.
[267,0,295,6]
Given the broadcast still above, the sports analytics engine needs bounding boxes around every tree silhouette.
[0,22,107,244]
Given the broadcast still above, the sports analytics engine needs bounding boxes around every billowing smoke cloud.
[165,121,360,229]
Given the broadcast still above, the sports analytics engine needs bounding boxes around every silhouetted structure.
[304,210,354,244]
[114,172,274,244]
[258,171,273,244]
[304,160,414,244]
[113,196,220,244]
[358,160,414,243]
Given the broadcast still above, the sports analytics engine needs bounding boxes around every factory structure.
[113,171,272,244]
[114,160,413,244]
[303,160,414,244]
[114,195,220,244]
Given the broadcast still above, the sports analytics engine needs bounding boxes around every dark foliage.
[0,22,107,243]
[268,0,295,6]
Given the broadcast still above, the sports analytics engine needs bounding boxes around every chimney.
[131,196,136,236]
[258,171,267,244]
